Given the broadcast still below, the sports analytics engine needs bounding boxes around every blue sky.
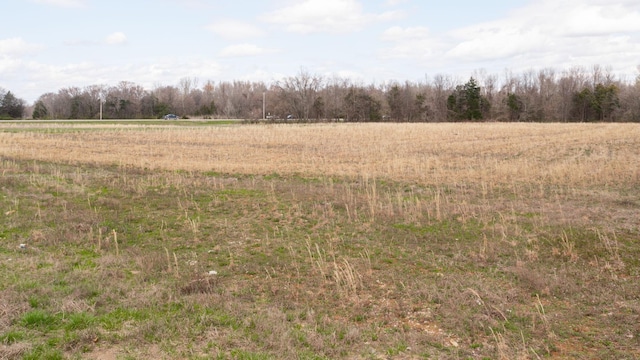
[2,0,640,103]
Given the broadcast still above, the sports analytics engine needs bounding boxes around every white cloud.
[32,0,86,8]
[63,33,128,47]
[379,26,442,61]
[558,2,640,37]
[235,68,283,84]
[219,44,277,58]
[0,38,43,56]
[139,60,223,81]
[261,0,403,34]
[105,32,127,45]
[442,0,640,70]
[0,56,23,75]
[446,27,548,61]
[381,26,430,41]
[372,0,640,79]
[13,59,223,101]
[206,20,265,40]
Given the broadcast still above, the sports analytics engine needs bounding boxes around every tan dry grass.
[1,122,638,187]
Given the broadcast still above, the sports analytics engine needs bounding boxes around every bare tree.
[617,67,640,121]
[473,69,498,120]
[557,68,584,122]
[276,69,323,120]
[430,74,454,121]
[537,68,557,121]
[153,85,180,117]
[178,77,199,116]
[319,76,351,120]
[104,81,146,119]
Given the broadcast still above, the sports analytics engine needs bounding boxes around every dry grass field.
[1,122,638,186]
[0,122,639,359]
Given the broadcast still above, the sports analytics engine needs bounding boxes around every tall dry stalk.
[559,231,577,262]
[364,176,378,221]
[305,238,328,279]
[113,229,119,256]
[332,258,361,298]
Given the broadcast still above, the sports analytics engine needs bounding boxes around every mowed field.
[0,122,639,359]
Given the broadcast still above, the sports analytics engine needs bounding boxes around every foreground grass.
[1,156,638,359]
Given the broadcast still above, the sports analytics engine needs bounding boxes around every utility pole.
[263,92,266,120]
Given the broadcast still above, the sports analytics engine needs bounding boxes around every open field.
[0,122,639,359]
[1,122,638,186]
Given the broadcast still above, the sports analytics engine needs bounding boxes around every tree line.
[4,65,640,122]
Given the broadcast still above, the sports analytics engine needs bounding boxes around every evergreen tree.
[386,85,402,121]
[446,77,489,121]
[592,83,619,121]
[414,93,431,121]
[0,91,25,119]
[463,77,483,120]
[32,100,49,119]
[505,93,524,121]
[344,88,382,122]
[571,83,619,121]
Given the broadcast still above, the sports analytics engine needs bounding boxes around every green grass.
[20,310,60,331]
[0,330,25,345]
[21,345,65,360]
[0,158,638,359]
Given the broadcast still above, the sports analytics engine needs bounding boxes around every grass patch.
[1,123,639,359]
[0,330,25,345]
[20,310,60,331]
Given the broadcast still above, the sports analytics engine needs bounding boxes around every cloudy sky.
[2,0,640,103]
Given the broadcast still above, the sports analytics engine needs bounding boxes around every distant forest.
[2,65,640,122]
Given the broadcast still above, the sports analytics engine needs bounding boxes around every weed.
[64,312,96,331]
[20,310,60,331]
[21,344,65,360]
[0,330,25,344]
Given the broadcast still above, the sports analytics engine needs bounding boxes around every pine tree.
[446,77,489,121]
[32,100,49,119]
[0,91,25,119]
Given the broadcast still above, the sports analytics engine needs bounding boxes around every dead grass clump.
[510,264,553,297]
[0,291,29,332]
[132,251,171,279]
[332,258,363,298]
[179,274,218,295]
[0,342,31,359]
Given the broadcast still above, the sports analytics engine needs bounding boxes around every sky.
[1,0,640,103]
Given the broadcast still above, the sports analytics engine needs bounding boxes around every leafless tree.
[431,74,454,121]
[275,69,323,120]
